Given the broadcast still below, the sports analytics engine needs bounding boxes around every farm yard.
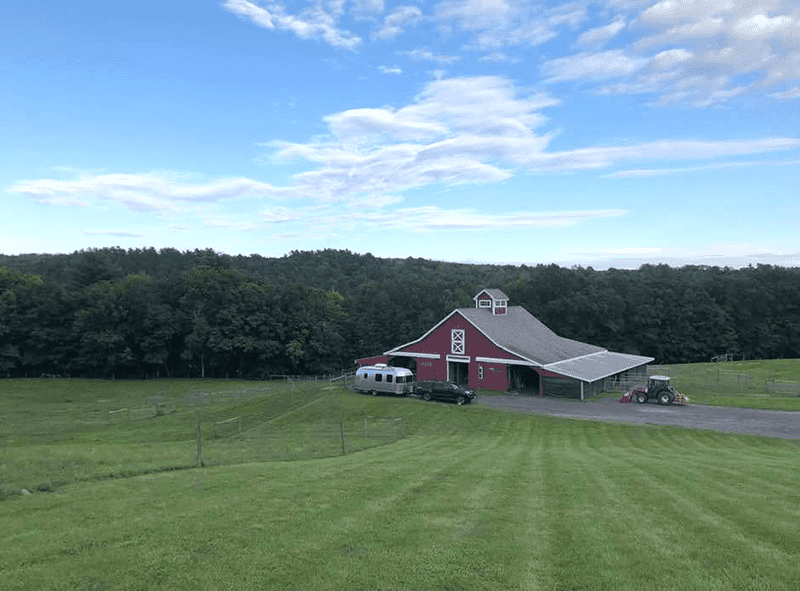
[1,373,799,590]
[647,359,800,411]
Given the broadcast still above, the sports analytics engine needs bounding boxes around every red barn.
[375,289,653,398]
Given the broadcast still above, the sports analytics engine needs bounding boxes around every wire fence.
[648,365,800,397]
[198,413,407,465]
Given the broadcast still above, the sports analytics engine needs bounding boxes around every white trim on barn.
[476,356,540,366]
[446,354,471,362]
[387,351,441,359]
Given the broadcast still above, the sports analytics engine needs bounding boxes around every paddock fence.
[648,365,800,397]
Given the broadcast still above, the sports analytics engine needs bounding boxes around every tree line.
[1,247,798,378]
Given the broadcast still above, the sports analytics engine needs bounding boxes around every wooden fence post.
[196,412,204,467]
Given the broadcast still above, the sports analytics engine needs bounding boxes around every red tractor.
[621,375,689,405]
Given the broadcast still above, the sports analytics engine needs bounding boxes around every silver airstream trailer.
[355,364,415,396]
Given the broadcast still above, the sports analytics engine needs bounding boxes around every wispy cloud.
[81,230,146,238]
[372,5,422,41]
[221,0,361,50]
[401,48,461,64]
[8,173,280,214]
[770,86,800,99]
[604,155,800,178]
[543,49,649,82]
[378,65,403,74]
[435,0,585,49]
[576,16,626,46]
[9,75,800,244]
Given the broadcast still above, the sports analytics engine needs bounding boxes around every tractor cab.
[623,375,689,405]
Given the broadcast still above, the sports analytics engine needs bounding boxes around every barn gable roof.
[457,306,605,365]
[386,305,606,366]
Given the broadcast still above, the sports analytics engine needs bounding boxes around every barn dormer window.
[479,299,491,308]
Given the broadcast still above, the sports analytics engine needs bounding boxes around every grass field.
[649,359,800,411]
[1,377,799,590]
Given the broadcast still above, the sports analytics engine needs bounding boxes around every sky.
[2,0,799,269]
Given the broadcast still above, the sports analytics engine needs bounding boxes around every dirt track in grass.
[476,395,800,439]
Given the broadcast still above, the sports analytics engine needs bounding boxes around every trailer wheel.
[456,395,466,406]
[422,391,431,402]
[636,393,647,404]
[370,390,377,396]
[659,392,672,405]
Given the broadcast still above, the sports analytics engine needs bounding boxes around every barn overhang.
[542,351,654,383]
[475,356,540,367]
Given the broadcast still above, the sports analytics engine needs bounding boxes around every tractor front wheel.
[636,393,648,404]
[659,392,672,405]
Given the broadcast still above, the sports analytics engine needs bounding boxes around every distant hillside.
[1,248,799,378]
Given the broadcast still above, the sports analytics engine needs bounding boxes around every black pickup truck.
[415,381,476,405]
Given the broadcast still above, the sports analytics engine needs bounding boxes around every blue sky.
[2,0,799,268]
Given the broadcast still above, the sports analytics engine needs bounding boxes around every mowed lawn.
[1,380,799,590]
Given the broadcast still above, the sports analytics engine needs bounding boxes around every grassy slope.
[1,379,799,590]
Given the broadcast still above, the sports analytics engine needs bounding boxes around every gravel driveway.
[477,395,800,440]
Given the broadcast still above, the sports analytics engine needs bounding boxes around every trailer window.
[396,376,405,383]
[386,374,393,383]
[375,374,382,382]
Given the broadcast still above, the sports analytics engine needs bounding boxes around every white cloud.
[434,0,586,49]
[351,0,383,15]
[344,206,628,231]
[372,5,423,40]
[770,85,800,99]
[259,206,302,223]
[378,65,403,74]
[532,138,800,170]
[401,48,461,64]
[8,173,280,214]
[543,50,649,82]
[81,230,146,238]
[10,77,800,242]
[734,13,793,38]
[621,0,800,104]
[576,16,626,46]
[221,0,361,50]
[650,48,694,69]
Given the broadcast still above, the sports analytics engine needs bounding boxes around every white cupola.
[473,289,509,315]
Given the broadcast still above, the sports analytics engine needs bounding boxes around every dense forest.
[1,248,799,378]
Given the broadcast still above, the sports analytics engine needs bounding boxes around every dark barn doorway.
[390,356,417,373]
[448,361,469,386]
[508,366,540,394]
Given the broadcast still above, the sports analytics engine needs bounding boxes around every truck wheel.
[456,395,466,406]
[636,393,647,404]
[422,391,431,402]
[659,392,672,405]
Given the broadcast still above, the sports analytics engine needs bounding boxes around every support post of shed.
[580,381,584,401]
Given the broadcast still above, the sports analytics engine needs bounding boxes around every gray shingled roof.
[543,351,654,383]
[458,306,604,365]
